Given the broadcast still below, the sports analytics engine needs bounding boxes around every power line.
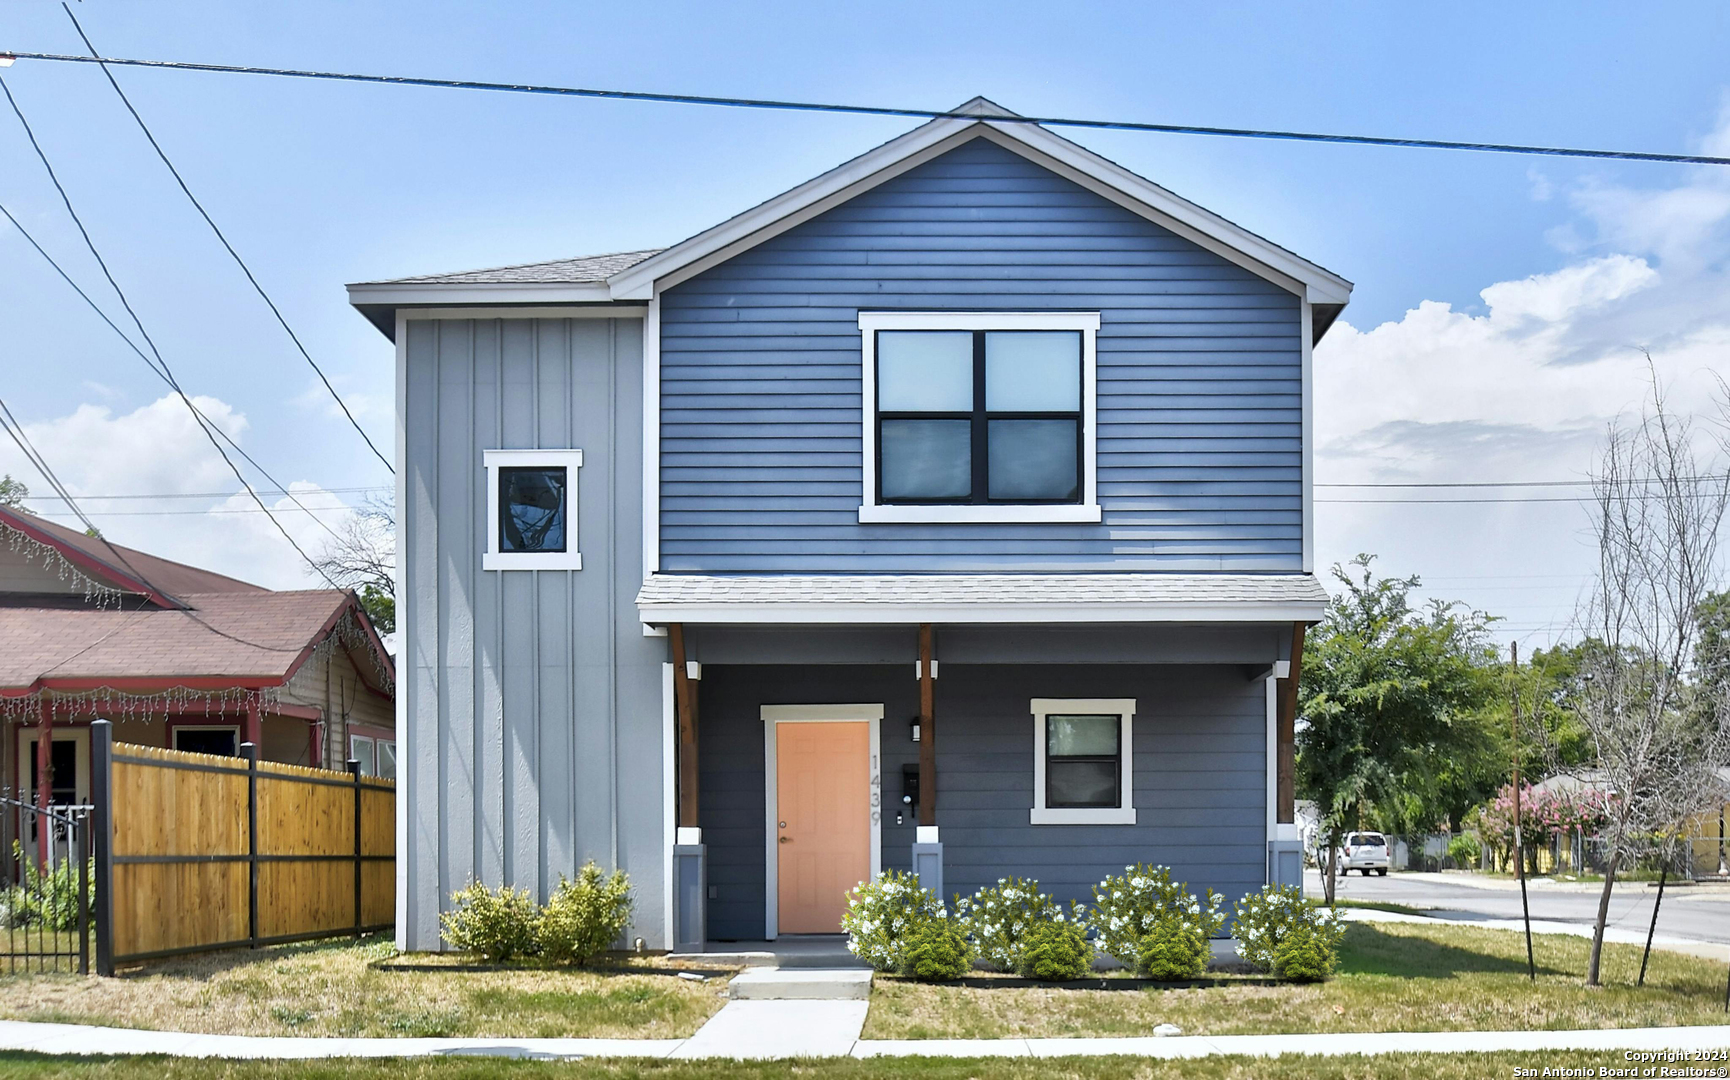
[0,197,345,544]
[0,49,1725,168]
[0,75,340,588]
[19,487,386,502]
[58,5,391,475]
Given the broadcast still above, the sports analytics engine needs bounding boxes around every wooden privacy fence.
[90,719,394,974]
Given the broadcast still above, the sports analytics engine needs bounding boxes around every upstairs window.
[859,313,1100,523]
[483,449,583,570]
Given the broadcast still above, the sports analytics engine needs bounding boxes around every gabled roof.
[381,249,662,285]
[1,506,264,607]
[0,589,394,696]
[349,97,1352,341]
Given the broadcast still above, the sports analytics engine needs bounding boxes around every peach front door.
[775,721,871,933]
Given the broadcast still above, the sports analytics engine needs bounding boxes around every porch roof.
[636,573,1329,625]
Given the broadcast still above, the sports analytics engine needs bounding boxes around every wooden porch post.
[35,699,52,866]
[669,623,699,829]
[1276,622,1305,824]
[918,624,935,827]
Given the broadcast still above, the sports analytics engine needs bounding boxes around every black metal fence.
[0,788,90,974]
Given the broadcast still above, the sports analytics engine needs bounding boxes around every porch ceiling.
[636,573,1329,625]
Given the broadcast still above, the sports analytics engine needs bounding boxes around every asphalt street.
[1306,869,1730,945]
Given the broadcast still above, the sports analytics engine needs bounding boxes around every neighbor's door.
[775,721,870,933]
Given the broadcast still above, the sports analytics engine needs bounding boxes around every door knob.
[778,836,791,844]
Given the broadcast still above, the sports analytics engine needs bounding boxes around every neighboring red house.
[0,506,395,822]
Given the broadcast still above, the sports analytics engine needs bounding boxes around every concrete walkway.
[3,1016,1729,1061]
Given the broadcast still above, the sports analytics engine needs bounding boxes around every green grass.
[863,920,1730,1039]
[0,936,728,1039]
[0,1052,1702,1080]
[1327,899,1430,917]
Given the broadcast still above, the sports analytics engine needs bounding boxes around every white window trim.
[350,733,377,775]
[857,311,1102,524]
[483,448,583,571]
[1030,697,1136,825]
[761,703,884,940]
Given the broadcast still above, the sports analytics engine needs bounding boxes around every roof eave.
[345,281,639,341]
[635,601,1328,626]
[605,104,1352,307]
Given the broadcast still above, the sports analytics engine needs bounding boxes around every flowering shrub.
[537,862,633,966]
[1087,863,1225,973]
[1471,781,1614,868]
[1273,916,1344,981]
[898,917,973,981]
[953,877,1082,971]
[1233,885,1343,973]
[1138,911,1209,981]
[1015,920,1094,981]
[1446,833,1481,869]
[841,870,943,972]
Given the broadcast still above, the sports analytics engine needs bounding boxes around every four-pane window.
[876,329,1083,505]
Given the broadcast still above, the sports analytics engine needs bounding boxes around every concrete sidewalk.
[2,1016,1729,1062]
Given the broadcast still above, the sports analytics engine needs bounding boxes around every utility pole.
[1511,642,1535,981]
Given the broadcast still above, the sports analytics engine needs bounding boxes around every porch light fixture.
[909,716,921,743]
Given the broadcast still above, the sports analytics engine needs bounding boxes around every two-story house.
[349,98,1350,953]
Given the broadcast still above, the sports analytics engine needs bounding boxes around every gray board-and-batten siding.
[658,136,1303,574]
[399,314,667,952]
[698,658,1271,942]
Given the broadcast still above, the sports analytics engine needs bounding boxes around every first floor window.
[173,726,239,758]
[1030,698,1136,825]
[350,734,376,777]
[483,449,583,570]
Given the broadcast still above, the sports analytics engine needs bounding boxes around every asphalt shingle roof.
[375,249,664,286]
[0,591,351,690]
[636,573,1329,611]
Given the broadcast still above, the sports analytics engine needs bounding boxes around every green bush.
[1,844,93,932]
[897,916,972,981]
[1014,919,1094,981]
[1447,833,1482,869]
[1274,918,1341,982]
[537,862,633,966]
[953,876,1082,971]
[841,870,943,972]
[1232,884,1308,972]
[1137,911,1209,981]
[440,881,540,961]
[1087,862,1225,972]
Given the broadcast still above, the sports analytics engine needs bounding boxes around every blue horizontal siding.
[659,136,1302,572]
[697,662,1267,940]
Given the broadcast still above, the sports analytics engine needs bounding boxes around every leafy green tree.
[1296,555,1502,903]
[0,474,27,510]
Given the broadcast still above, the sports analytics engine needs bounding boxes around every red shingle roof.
[0,590,355,692]
[1,507,265,600]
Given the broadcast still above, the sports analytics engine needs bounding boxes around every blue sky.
[4,1,1730,645]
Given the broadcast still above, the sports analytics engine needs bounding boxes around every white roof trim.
[345,281,617,306]
[606,98,1351,305]
[635,572,1328,626]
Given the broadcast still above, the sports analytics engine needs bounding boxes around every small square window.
[483,450,583,570]
[1031,698,1136,825]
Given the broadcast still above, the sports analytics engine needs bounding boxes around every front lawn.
[863,920,1730,1039]
[0,935,728,1038]
[0,1052,1694,1080]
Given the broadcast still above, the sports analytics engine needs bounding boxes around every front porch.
[658,619,1309,950]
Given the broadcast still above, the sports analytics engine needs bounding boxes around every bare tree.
[1572,370,1730,986]
[313,492,395,635]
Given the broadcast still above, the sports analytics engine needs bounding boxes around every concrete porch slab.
[729,968,874,1000]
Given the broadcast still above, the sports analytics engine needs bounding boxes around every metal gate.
[0,789,90,974]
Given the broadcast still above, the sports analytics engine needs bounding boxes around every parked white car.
[1336,832,1390,875]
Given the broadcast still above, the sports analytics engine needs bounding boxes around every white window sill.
[1030,807,1137,826]
[482,552,583,571]
[859,503,1102,524]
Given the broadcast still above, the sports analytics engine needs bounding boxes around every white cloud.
[1314,111,1730,642]
[0,394,353,591]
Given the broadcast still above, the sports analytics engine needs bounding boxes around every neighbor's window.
[350,734,376,777]
[483,449,583,570]
[859,313,1100,523]
[1030,698,1136,825]
[173,726,239,758]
